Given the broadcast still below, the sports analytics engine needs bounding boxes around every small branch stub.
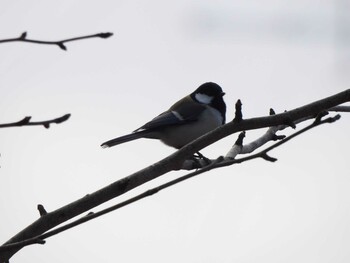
[314,111,329,124]
[225,132,246,159]
[20,32,27,39]
[284,117,296,129]
[261,152,277,162]
[235,131,246,146]
[57,43,67,51]
[234,99,243,122]
[97,32,113,38]
[37,205,47,217]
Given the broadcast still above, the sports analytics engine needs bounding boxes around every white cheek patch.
[195,93,213,104]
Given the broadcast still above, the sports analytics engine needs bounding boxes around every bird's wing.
[134,96,206,132]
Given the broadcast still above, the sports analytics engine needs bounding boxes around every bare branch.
[0,32,113,50]
[0,158,225,252]
[221,113,341,166]
[0,89,349,262]
[225,104,347,159]
[0,114,71,129]
[0,113,341,252]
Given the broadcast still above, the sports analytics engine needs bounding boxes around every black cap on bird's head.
[192,82,225,98]
[193,82,225,97]
[191,82,225,99]
[191,82,226,124]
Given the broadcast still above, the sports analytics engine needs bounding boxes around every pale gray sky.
[1,1,350,262]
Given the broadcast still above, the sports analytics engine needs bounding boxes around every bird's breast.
[158,106,223,149]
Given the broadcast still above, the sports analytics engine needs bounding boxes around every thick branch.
[0,32,113,50]
[0,113,341,251]
[1,89,350,262]
[0,114,71,129]
[0,158,225,252]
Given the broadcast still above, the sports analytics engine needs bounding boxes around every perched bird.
[101,82,226,149]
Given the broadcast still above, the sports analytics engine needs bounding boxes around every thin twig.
[0,114,71,129]
[329,105,350,112]
[0,32,113,50]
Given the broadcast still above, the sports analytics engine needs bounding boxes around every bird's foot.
[192,152,211,167]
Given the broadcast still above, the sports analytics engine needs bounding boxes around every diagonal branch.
[0,32,113,50]
[0,113,341,252]
[0,114,71,129]
[0,158,225,252]
[0,89,349,262]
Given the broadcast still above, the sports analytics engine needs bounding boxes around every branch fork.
[1,90,350,262]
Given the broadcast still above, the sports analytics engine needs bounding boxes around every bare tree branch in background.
[0,30,112,262]
[0,114,71,129]
[0,32,113,50]
[1,89,349,262]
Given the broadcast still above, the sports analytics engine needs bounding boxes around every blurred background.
[0,0,349,262]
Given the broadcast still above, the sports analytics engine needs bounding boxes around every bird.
[101,82,226,150]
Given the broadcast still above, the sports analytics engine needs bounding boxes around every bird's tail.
[100,130,149,148]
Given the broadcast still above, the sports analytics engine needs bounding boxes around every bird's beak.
[221,92,225,97]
